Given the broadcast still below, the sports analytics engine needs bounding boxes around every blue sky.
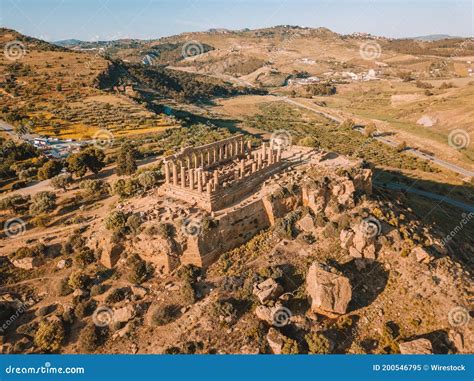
[1,0,472,41]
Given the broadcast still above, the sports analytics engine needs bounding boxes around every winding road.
[279,97,474,178]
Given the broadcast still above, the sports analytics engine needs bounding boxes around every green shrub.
[126,254,152,284]
[67,271,88,290]
[75,248,96,268]
[105,210,128,231]
[281,337,300,354]
[78,324,100,352]
[305,332,331,354]
[34,320,65,352]
[151,305,180,326]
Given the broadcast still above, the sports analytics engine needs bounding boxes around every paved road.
[279,97,474,178]
[0,120,16,138]
[375,182,474,213]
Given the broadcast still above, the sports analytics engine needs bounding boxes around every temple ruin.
[161,134,288,211]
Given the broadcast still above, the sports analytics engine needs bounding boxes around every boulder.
[113,304,136,323]
[266,328,286,354]
[399,338,433,354]
[306,262,352,316]
[296,214,315,233]
[57,258,72,269]
[412,247,433,264]
[340,229,354,250]
[101,243,123,269]
[89,229,123,268]
[255,304,290,327]
[131,286,147,299]
[253,278,283,304]
[12,257,42,270]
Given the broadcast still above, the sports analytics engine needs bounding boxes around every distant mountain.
[53,38,84,47]
[412,34,461,41]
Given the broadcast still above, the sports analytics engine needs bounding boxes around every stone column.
[262,142,266,160]
[200,152,204,167]
[189,169,194,190]
[257,152,262,169]
[164,161,170,184]
[240,139,244,155]
[240,159,245,178]
[172,163,178,186]
[197,169,202,193]
[206,182,212,194]
[251,161,257,173]
[213,171,219,190]
[207,150,211,166]
[213,147,217,163]
[268,149,274,165]
[276,146,282,162]
[180,165,186,187]
[247,141,252,152]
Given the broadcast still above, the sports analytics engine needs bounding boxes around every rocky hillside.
[0,147,470,355]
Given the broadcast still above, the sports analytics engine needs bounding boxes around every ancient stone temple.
[161,135,287,211]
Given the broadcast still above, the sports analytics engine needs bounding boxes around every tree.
[66,147,105,178]
[138,170,159,191]
[364,122,377,137]
[29,191,56,215]
[82,147,105,175]
[0,194,30,213]
[50,173,73,192]
[37,160,63,180]
[112,178,138,198]
[116,143,138,176]
[79,179,109,198]
[66,152,87,178]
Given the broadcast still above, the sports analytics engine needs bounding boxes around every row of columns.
[163,140,283,195]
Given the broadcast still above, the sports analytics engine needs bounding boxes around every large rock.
[12,257,42,270]
[306,262,352,316]
[255,303,290,327]
[253,278,283,304]
[412,247,433,264]
[113,304,136,323]
[399,338,433,354]
[90,229,123,268]
[266,328,286,354]
[340,229,355,250]
[296,214,315,233]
